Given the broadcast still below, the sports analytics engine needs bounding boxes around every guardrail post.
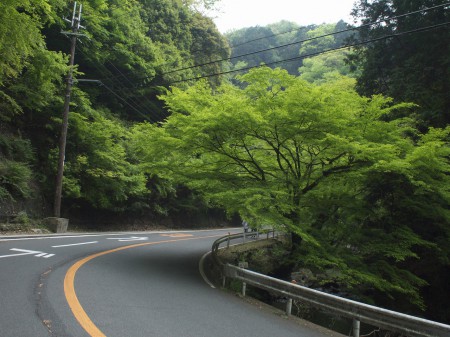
[211,234,450,337]
[222,276,226,288]
[227,232,230,249]
[286,298,293,316]
[352,319,360,337]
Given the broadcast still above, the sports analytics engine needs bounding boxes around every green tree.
[225,21,355,78]
[61,103,147,210]
[155,69,412,233]
[132,67,449,314]
[350,0,450,127]
[0,0,67,122]
[0,0,63,84]
[298,22,357,84]
[0,0,232,220]
[0,136,34,202]
[0,0,67,210]
[225,26,281,70]
[299,53,354,84]
[267,21,309,75]
[189,13,230,87]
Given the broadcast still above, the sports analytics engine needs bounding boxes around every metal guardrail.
[211,233,450,337]
[211,230,277,264]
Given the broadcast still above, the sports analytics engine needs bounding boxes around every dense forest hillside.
[225,20,354,77]
[0,0,449,324]
[0,0,230,226]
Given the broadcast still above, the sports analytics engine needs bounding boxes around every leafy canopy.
[130,67,450,309]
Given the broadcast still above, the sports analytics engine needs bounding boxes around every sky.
[211,0,357,33]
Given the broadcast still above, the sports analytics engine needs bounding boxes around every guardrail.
[211,230,280,266]
[211,233,450,337]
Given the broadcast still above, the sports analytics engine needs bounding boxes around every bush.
[0,159,32,201]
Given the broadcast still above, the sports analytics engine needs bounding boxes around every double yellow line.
[64,234,221,337]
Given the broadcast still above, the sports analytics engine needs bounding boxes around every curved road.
[0,229,339,337]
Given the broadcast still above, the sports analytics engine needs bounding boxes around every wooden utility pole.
[54,2,83,217]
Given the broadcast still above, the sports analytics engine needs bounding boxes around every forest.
[0,0,449,323]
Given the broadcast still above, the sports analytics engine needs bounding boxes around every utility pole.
[54,2,84,218]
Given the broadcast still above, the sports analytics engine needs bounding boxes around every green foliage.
[298,23,359,84]
[225,20,356,78]
[6,49,68,111]
[350,0,450,127]
[189,13,230,87]
[226,26,281,70]
[0,0,68,123]
[42,0,231,121]
[0,0,47,84]
[157,68,414,231]
[0,159,33,201]
[0,133,35,202]
[136,66,450,312]
[61,107,147,210]
[13,211,31,225]
[299,23,337,55]
[299,55,351,84]
[0,134,34,163]
[0,0,232,219]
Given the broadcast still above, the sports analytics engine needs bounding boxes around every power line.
[225,25,308,50]
[74,41,167,122]
[80,2,450,86]
[167,21,450,84]
[103,59,169,121]
[99,82,155,121]
[76,77,161,122]
[75,54,157,122]
[71,3,170,121]
[160,2,450,77]
[73,2,450,105]
[225,1,448,49]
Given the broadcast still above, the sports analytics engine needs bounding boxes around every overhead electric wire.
[167,20,450,84]
[98,82,153,120]
[87,2,450,85]
[160,2,450,77]
[73,76,155,122]
[65,3,168,122]
[74,40,167,122]
[73,45,165,120]
[226,1,450,49]
[148,2,450,77]
[72,2,449,104]
[104,59,169,120]
[79,68,157,123]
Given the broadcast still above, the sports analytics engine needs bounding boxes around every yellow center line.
[160,233,193,238]
[64,234,223,337]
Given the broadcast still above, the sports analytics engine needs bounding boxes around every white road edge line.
[0,228,240,242]
[199,251,216,289]
[52,241,98,248]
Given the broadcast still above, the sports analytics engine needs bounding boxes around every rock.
[291,268,316,286]
[43,217,69,233]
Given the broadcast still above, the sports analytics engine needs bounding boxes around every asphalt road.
[0,229,339,337]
